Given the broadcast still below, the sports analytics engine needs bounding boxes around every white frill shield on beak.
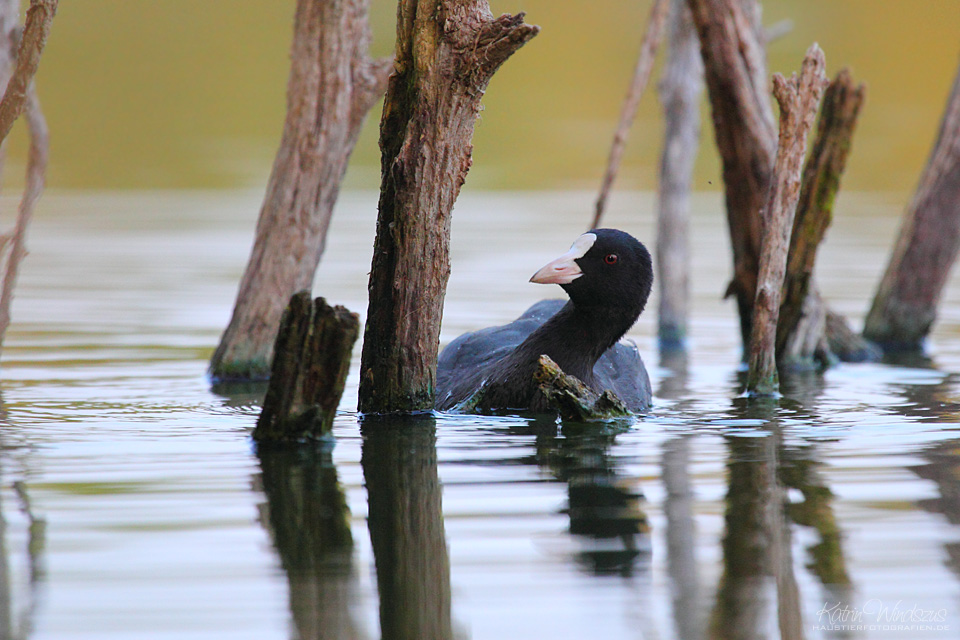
[529,233,597,285]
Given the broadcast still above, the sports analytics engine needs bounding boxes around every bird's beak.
[529,233,596,285]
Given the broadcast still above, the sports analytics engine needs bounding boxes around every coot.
[436,228,653,413]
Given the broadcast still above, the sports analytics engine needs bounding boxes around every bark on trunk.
[863,57,960,352]
[210,0,390,381]
[358,2,537,414]
[746,45,826,396]
[686,0,776,351]
[656,0,702,350]
[777,69,866,365]
[0,0,56,357]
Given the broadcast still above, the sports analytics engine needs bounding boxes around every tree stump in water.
[209,0,390,381]
[357,1,538,414]
[254,292,359,443]
[864,58,960,352]
[535,355,632,422]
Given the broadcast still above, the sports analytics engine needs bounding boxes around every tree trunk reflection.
[361,415,453,640]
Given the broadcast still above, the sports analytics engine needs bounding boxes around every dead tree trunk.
[358,2,537,414]
[686,0,775,351]
[656,0,702,350]
[863,57,960,352]
[0,0,56,357]
[777,70,867,364]
[745,45,826,395]
[209,0,391,381]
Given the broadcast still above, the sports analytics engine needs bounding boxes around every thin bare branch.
[0,0,56,143]
[593,0,669,228]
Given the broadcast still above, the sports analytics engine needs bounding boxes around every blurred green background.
[6,0,960,193]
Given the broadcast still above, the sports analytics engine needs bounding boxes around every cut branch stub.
[254,293,360,443]
[745,44,827,396]
[358,1,537,414]
[777,69,865,363]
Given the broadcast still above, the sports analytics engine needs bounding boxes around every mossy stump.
[535,355,631,422]
[254,292,359,443]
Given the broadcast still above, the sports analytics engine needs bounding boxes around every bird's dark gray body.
[436,299,652,413]
[435,228,654,415]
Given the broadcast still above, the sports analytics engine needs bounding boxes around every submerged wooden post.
[745,45,827,396]
[358,1,538,413]
[864,57,960,352]
[254,292,359,443]
[777,69,866,365]
[656,0,702,350]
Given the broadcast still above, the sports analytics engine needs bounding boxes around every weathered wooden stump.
[254,292,359,443]
[535,355,632,422]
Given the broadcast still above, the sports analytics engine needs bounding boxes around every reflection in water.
[779,447,852,588]
[0,398,44,640]
[519,416,649,576]
[361,415,453,640]
[551,423,649,575]
[708,398,803,640]
[256,445,364,640]
[658,351,706,639]
[0,473,10,640]
[914,440,960,578]
[663,436,704,639]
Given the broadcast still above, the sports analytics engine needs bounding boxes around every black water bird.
[435,228,654,413]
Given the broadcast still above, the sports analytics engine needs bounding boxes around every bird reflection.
[527,417,650,576]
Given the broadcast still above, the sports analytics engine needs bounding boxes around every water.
[1,190,959,639]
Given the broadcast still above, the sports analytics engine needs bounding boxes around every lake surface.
[1,190,959,639]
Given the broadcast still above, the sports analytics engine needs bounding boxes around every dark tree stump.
[254,292,359,443]
[687,0,775,351]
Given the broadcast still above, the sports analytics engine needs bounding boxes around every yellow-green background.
[9,0,960,192]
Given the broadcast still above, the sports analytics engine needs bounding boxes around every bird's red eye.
[604,253,618,265]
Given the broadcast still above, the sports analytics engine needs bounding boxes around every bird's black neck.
[516,300,637,385]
